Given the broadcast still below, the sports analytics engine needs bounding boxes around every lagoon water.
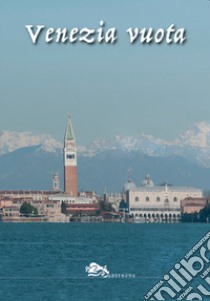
[0,223,210,301]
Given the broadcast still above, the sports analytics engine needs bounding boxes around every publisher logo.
[85,262,136,279]
[85,262,110,278]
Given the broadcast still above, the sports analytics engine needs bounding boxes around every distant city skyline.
[0,0,210,145]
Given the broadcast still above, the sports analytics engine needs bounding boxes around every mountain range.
[86,122,210,168]
[1,122,210,193]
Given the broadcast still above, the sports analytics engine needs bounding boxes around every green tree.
[181,212,199,223]
[61,201,67,214]
[20,202,38,216]
[99,200,113,212]
[199,205,210,223]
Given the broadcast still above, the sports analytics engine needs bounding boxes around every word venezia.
[25,21,186,45]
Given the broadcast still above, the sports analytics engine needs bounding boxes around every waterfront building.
[181,197,207,214]
[124,174,203,223]
[66,203,100,216]
[0,206,20,221]
[49,192,99,218]
[64,114,78,196]
[49,191,98,204]
[0,190,60,201]
[0,195,68,222]
[44,201,68,222]
[0,197,13,207]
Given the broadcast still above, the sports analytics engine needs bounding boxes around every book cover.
[0,1,210,300]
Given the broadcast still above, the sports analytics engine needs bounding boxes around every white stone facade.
[49,193,97,205]
[128,184,202,223]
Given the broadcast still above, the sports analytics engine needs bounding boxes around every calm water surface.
[0,223,209,301]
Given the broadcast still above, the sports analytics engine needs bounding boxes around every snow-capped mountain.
[0,130,62,155]
[86,122,210,167]
[178,122,210,148]
[1,121,210,167]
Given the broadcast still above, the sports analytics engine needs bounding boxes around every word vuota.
[127,24,186,44]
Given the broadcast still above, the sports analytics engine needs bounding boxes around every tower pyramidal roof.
[65,113,75,141]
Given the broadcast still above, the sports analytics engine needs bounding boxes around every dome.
[123,178,136,192]
[142,174,154,187]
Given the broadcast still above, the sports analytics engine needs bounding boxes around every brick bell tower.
[64,113,78,196]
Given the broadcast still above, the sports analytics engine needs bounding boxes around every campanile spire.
[64,113,78,196]
[65,113,75,143]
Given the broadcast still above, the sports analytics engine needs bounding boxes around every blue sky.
[0,0,210,145]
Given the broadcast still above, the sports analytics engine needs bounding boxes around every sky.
[0,0,210,145]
